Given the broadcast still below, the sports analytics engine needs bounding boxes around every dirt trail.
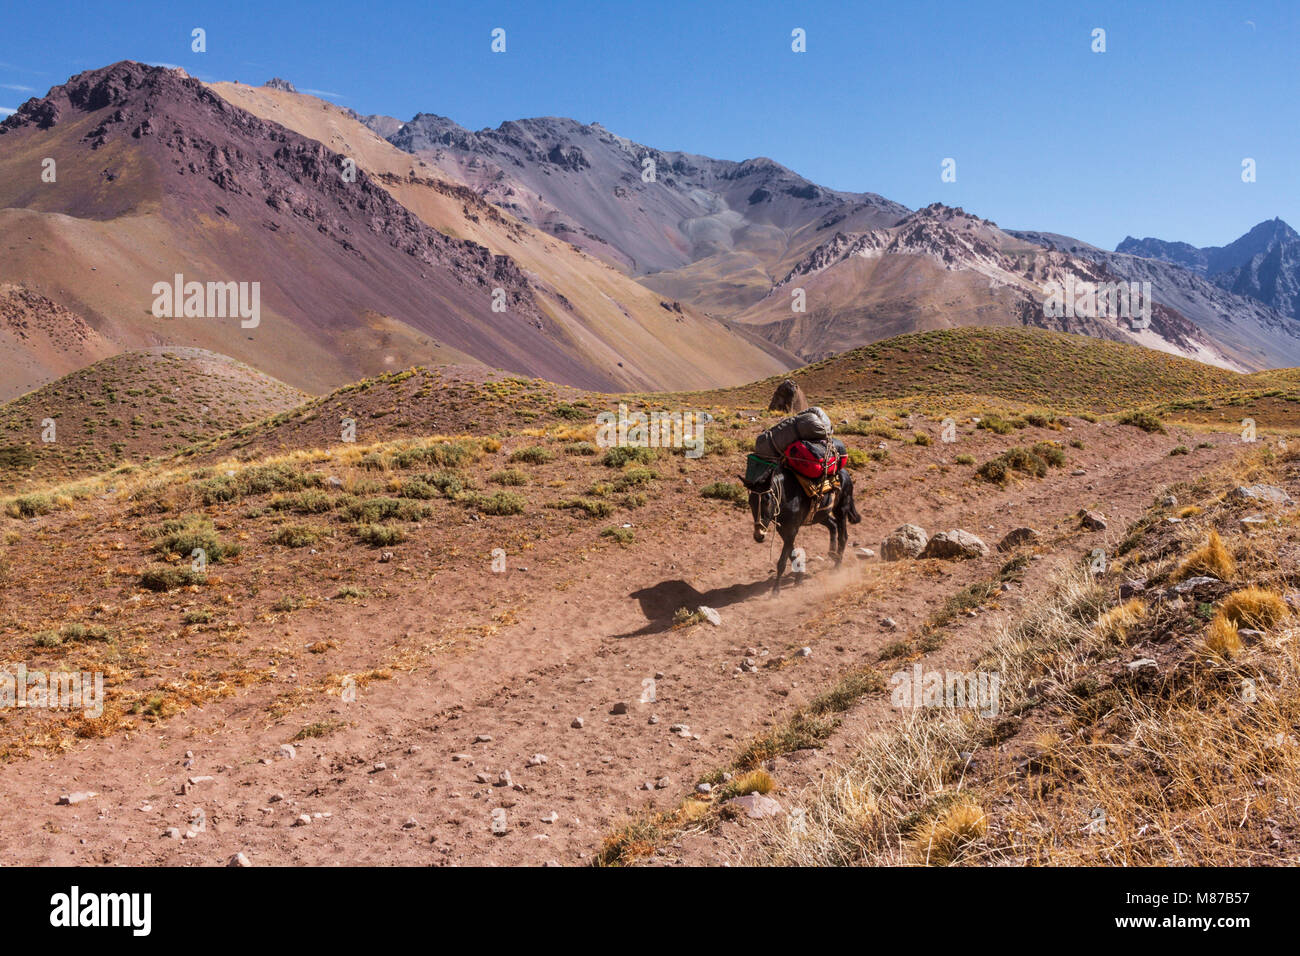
[0,421,1246,865]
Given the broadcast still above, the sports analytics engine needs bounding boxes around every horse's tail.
[843,476,862,524]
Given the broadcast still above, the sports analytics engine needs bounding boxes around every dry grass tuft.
[1216,586,1288,630]
[909,799,988,866]
[1203,614,1242,659]
[1176,529,1234,581]
[1095,598,1145,644]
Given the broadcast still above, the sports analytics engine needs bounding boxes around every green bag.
[745,453,778,486]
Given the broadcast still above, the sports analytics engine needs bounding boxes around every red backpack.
[784,440,831,478]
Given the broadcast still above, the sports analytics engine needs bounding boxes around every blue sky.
[1,0,1295,249]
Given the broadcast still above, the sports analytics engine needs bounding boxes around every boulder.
[726,793,785,819]
[996,527,1040,552]
[1229,485,1293,506]
[1079,510,1107,531]
[768,379,808,414]
[881,524,928,561]
[922,530,989,560]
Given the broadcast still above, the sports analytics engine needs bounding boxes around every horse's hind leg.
[773,535,794,595]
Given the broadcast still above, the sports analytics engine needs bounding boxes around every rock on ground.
[881,524,928,561]
[922,530,989,560]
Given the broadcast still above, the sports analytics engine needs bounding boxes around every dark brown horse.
[742,465,861,593]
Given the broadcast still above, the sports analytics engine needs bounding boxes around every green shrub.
[489,469,528,486]
[460,490,526,515]
[955,454,976,465]
[150,516,239,562]
[183,609,213,625]
[270,524,323,548]
[602,446,657,467]
[1170,445,1190,456]
[1118,411,1166,434]
[554,498,614,518]
[601,527,635,546]
[701,481,747,505]
[565,441,598,456]
[139,565,207,591]
[354,523,406,546]
[510,445,554,465]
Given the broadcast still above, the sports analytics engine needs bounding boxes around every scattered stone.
[922,529,989,560]
[1119,578,1148,600]
[379,551,393,563]
[881,524,928,561]
[1127,658,1159,673]
[490,808,509,836]
[698,606,721,627]
[163,828,181,840]
[1173,576,1220,594]
[610,701,628,715]
[855,547,875,559]
[739,658,757,672]
[795,646,812,657]
[541,811,559,824]
[696,782,712,795]
[278,744,296,760]
[655,777,671,789]
[1071,469,1086,477]
[293,814,311,827]
[570,717,584,729]
[269,793,285,803]
[1229,484,1293,506]
[475,772,492,784]
[452,753,472,762]
[1239,628,1265,643]
[527,754,548,767]
[326,476,344,489]
[1240,514,1268,533]
[228,852,252,867]
[880,617,898,631]
[402,817,419,829]
[726,793,785,819]
[669,724,691,737]
[497,771,513,788]
[996,527,1040,552]
[57,792,96,806]
[475,734,493,743]
[1079,510,1107,531]
[1161,494,1178,507]
[648,715,659,725]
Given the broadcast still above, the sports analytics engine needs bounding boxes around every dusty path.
[0,420,1246,865]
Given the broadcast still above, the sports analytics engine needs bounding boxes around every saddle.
[793,470,841,524]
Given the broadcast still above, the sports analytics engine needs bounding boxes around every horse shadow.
[615,569,826,638]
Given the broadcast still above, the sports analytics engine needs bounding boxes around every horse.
[741,464,861,594]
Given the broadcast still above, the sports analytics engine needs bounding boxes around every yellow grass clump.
[1176,530,1234,581]
[731,769,776,795]
[1216,586,1288,630]
[909,799,987,866]
[1095,598,1146,643]
[1203,614,1242,659]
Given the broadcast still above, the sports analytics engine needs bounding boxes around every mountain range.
[2,60,1299,402]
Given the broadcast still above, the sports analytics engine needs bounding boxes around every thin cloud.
[0,107,16,116]
[0,60,43,75]
[0,83,35,92]
[301,88,345,100]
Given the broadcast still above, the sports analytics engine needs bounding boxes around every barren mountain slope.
[731,205,1232,368]
[366,111,908,313]
[208,81,797,391]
